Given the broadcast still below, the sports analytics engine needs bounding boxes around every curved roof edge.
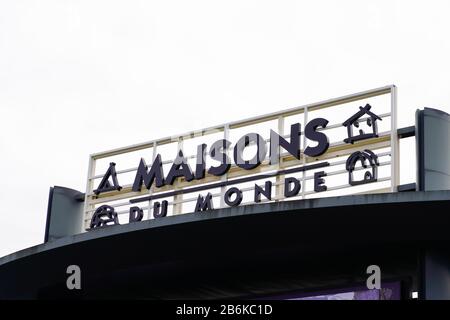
[2,190,450,267]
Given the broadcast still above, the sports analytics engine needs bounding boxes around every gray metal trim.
[3,190,450,267]
[397,126,415,139]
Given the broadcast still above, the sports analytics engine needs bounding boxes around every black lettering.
[255,181,272,203]
[224,187,243,207]
[195,193,214,212]
[284,177,301,197]
[166,150,194,185]
[195,143,207,180]
[270,123,301,164]
[132,155,165,191]
[129,206,143,223]
[314,171,327,192]
[304,118,329,157]
[208,139,232,176]
[153,200,168,218]
[234,133,267,170]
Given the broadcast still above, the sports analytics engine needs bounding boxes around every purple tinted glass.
[264,281,402,300]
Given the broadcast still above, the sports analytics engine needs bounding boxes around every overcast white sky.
[1,0,450,257]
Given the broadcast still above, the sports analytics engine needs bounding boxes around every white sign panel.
[84,85,398,231]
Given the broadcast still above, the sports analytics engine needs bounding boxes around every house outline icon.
[89,205,120,230]
[346,149,379,186]
[342,104,382,144]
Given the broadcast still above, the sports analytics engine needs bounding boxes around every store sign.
[85,86,398,231]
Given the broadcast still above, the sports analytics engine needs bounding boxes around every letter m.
[195,193,214,212]
[132,155,165,191]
